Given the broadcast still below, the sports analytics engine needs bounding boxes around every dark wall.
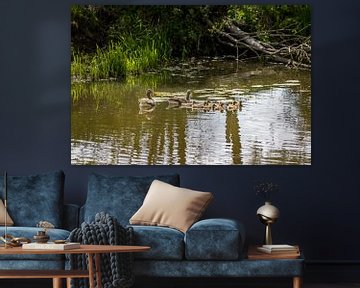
[0,0,359,264]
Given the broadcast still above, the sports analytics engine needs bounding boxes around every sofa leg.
[53,278,62,288]
[293,276,302,288]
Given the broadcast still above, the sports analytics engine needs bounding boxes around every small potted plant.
[34,221,55,243]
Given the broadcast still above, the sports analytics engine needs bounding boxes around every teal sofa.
[80,173,304,284]
[0,171,303,287]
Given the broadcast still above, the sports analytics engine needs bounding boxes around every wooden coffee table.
[0,244,150,288]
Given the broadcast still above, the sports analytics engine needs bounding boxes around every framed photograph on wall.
[71,5,311,165]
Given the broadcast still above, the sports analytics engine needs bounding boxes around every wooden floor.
[306,285,360,288]
[1,279,360,288]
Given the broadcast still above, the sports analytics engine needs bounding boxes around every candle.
[3,171,8,248]
[4,171,7,203]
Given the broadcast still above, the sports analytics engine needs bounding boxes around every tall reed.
[71,52,88,80]
[71,29,172,81]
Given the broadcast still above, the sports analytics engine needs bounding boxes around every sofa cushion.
[130,180,213,233]
[84,173,180,225]
[130,225,184,260]
[0,227,69,261]
[0,260,65,270]
[184,218,245,260]
[0,199,14,226]
[0,171,64,227]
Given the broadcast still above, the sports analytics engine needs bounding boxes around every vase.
[256,201,280,245]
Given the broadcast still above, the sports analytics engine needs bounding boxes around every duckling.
[213,101,225,111]
[192,100,211,110]
[233,100,242,109]
[191,100,205,109]
[203,101,214,111]
[226,100,241,111]
[139,89,155,108]
[168,90,192,106]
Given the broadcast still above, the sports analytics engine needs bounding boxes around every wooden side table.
[247,245,303,288]
[0,244,150,288]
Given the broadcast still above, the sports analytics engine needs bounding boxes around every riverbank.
[71,5,311,82]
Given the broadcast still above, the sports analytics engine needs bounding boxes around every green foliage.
[227,5,311,40]
[71,5,311,81]
[71,5,176,79]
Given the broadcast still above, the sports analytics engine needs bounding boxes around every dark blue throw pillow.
[0,170,64,227]
[84,173,180,225]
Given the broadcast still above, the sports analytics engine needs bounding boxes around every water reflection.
[71,61,311,165]
[239,88,311,165]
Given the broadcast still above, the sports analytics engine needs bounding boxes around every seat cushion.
[0,170,64,227]
[0,227,70,261]
[130,225,184,260]
[184,218,245,260]
[133,258,304,277]
[0,260,65,270]
[84,173,180,225]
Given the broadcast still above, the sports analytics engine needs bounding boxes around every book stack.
[257,244,299,254]
[22,242,81,250]
[248,244,300,260]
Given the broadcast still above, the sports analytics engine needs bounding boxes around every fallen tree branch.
[209,20,311,69]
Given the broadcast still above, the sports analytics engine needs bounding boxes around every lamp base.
[265,223,272,245]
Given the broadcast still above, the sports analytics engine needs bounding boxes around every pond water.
[71,59,311,165]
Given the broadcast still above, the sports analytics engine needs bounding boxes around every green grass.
[71,31,171,81]
[71,52,88,80]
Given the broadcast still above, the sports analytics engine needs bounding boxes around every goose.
[179,101,194,108]
[139,89,155,108]
[139,105,155,115]
[168,90,192,106]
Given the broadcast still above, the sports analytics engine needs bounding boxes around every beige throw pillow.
[0,199,14,226]
[130,180,213,233]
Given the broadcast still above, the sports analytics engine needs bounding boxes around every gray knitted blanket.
[68,212,134,288]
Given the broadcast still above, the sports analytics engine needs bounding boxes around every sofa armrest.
[184,218,245,260]
[63,204,80,231]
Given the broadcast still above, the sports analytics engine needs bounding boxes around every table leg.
[95,253,102,288]
[52,278,62,288]
[88,253,95,288]
[293,276,302,288]
[66,277,72,288]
